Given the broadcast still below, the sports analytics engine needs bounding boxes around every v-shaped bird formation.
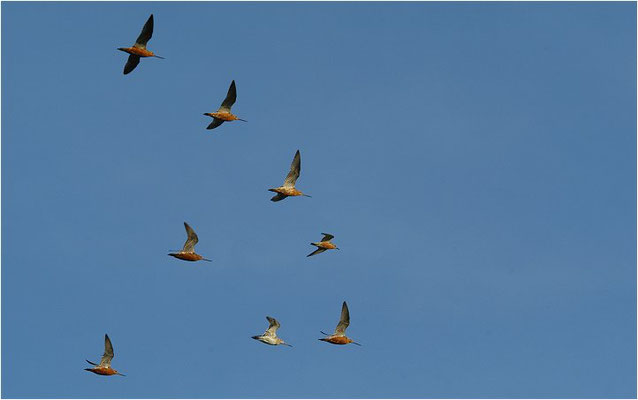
[85,13,363,378]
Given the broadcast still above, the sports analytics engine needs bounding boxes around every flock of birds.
[84,14,359,378]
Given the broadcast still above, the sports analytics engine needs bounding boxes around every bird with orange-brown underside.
[268,150,311,202]
[252,316,292,347]
[319,301,361,346]
[307,233,339,257]
[203,80,246,130]
[117,14,164,75]
[85,334,126,376]
[168,222,211,262]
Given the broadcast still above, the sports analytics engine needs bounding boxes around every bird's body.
[319,336,352,345]
[168,222,211,262]
[117,14,163,75]
[268,186,305,198]
[168,252,207,262]
[85,366,121,376]
[203,111,243,122]
[204,80,245,130]
[85,334,125,376]
[307,233,339,257]
[252,316,292,347]
[269,150,310,201]
[319,301,361,346]
[118,46,157,58]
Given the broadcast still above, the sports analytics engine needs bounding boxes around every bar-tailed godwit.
[252,316,292,347]
[269,150,310,202]
[118,14,164,75]
[307,233,339,257]
[84,334,126,376]
[203,80,246,130]
[319,301,361,346]
[168,222,211,262]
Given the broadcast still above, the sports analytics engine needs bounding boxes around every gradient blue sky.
[2,2,636,398]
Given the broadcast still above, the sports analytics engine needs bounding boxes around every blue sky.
[1,2,635,398]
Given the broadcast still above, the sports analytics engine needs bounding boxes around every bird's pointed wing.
[207,118,224,130]
[265,316,280,336]
[307,247,326,257]
[283,150,301,188]
[320,233,334,242]
[99,334,114,367]
[133,14,154,48]
[218,80,237,113]
[270,192,287,202]
[182,222,199,252]
[334,301,350,336]
[123,55,140,75]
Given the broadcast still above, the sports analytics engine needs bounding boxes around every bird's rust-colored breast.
[169,252,203,262]
[316,242,337,250]
[207,112,239,121]
[272,187,303,197]
[320,336,350,345]
[87,367,118,376]
[120,47,155,57]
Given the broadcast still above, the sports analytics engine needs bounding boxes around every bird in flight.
[307,233,339,257]
[203,80,246,130]
[268,150,311,202]
[252,316,292,347]
[168,222,212,262]
[117,14,164,75]
[85,334,126,376]
[319,302,361,346]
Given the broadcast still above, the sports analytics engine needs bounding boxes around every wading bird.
[319,301,361,346]
[203,80,246,130]
[168,222,211,262]
[268,150,310,202]
[118,14,164,75]
[85,334,126,376]
[307,233,339,257]
[252,316,292,347]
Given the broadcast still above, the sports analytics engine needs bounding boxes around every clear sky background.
[1,2,636,398]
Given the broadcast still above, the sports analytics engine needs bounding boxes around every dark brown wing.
[218,80,237,113]
[334,301,350,336]
[206,118,224,130]
[134,14,154,48]
[307,248,326,257]
[270,192,288,202]
[182,222,199,252]
[320,233,334,242]
[123,55,140,75]
[99,334,114,367]
[283,150,301,188]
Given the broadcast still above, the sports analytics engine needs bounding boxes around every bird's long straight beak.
[352,341,362,346]
[303,194,312,198]
[154,55,165,59]
[117,372,127,376]
[320,330,329,336]
[202,258,212,262]
[336,247,341,250]
[238,118,247,122]
[283,343,293,347]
